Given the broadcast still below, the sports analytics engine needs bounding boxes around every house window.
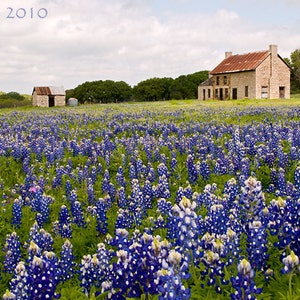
[203,89,206,100]
[245,86,249,98]
[216,76,220,85]
[261,86,268,99]
[208,89,211,98]
[225,88,229,98]
[223,76,227,85]
[215,89,219,98]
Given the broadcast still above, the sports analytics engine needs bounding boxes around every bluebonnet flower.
[33,191,52,227]
[80,243,112,297]
[65,180,73,198]
[231,258,262,300]
[7,262,29,299]
[57,205,72,238]
[28,254,60,299]
[143,180,154,203]
[52,166,64,188]
[175,187,185,204]
[26,221,54,253]
[282,250,300,274]
[186,154,198,184]
[267,197,300,255]
[11,197,23,228]
[72,201,86,228]
[239,177,265,222]
[27,241,41,263]
[3,232,21,274]
[3,290,16,300]
[154,215,165,229]
[87,181,96,205]
[157,163,169,178]
[115,208,134,229]
[146,166,156,183]
[156,250,190,300]
[156,175,171,199]
[108,233,170,299]
[277,167,287,196]
[102,169,111,194]
[171,196,198,255]
[116,166,127,188]
[90,166,97,184]
[157,198,173,216]
[79,255,102,296]
[67,189,78,214]
[95,198,109,235]
[117,187,128,209]
[205,203,229,236]
[198,160,210,181]
[183,185,193,200]
[246,220,269,272]
[200,250,228,293]
[170,157,177,173]
[223,178,239,207]
[59,239,77,282]
[294,166,300,195]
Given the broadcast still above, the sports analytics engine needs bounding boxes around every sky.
[0,0,300,94]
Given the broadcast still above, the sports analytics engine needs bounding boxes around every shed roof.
[210,50,270,75]
[33,86,65,95]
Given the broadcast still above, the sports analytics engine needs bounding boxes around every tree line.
[286,49,300,93]
[66,71,209,103]
[65,48,300,103]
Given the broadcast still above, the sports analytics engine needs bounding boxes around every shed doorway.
[49,96,55,107]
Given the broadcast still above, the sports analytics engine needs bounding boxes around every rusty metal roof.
[210,50,270,75]
[33,86,65,95]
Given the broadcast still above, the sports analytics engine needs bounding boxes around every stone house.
[198,45,291,100]
[32,86,66,107]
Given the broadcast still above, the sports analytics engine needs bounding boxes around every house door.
[203,89,206,100]
[279,87,285,99]
[49,96,55,107]
[232,88,237,100]
[219,88,223,100]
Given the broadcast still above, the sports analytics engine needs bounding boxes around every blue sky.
[0,0,299,94]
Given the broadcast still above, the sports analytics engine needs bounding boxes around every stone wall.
[32,94,49,107]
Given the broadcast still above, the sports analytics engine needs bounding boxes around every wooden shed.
[32,86,66,107]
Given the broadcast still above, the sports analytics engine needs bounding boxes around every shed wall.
[32,93,49,107]
[54,96,66,106]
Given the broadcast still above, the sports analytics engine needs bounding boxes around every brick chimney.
[225,51,232,59]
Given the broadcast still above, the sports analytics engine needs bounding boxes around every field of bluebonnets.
[0,99,300,300]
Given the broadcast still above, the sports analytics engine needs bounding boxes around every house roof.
[33,86,65,95]
[199,77,214,86]
[210,50,270,75]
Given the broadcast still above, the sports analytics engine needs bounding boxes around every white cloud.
[0,0,299,93]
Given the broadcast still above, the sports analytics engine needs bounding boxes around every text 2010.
[6,7,48,19]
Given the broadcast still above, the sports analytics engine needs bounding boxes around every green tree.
[170,71,208,100]
[133,77,173,101]
[72,80,132,103]
[0,91,24,101]
[290,49,300,93]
